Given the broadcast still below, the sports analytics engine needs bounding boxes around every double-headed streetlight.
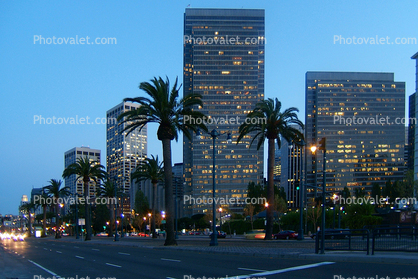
[113,175,119,241]
[311,137,326,254]
[196,128,232,246]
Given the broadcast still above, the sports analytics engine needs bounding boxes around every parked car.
[274,230,298,240]
[96,232,108,237]
[311,229,351,239]
[209,231,227,238]
[245,230,273,240]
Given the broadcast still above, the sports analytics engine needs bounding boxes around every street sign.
[78,218,85,226]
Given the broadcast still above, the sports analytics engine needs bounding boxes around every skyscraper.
[106,102,147,218]
[408,93,415,172]
[64,146,101,196]
[412,52,418,179]
[183,8,265,216]
[305,72,405,197]
[280,126,304,208]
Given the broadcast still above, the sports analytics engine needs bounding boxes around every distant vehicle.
[209,231,227,238]
[189,231,201,235]
[61,232,69,237]
[311,229,351,240]
[274,230,298,240]
[245,230,273,240]
[12,234,25,241]
[96,232,108,237]
[137,232,149,237]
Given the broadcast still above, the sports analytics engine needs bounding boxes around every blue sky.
[1,0,417,215]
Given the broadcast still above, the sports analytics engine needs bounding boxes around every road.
[1,237,417,279]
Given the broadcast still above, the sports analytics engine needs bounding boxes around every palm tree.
[97,179,121,237]
[118,76,207,246]
[32,188,50,237]
[131,155,164,239]
[19,202,36,237]
[237,98,303,240]
[44,179,70,238]
[62,156,106,240]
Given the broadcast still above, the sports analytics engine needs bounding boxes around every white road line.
[74,246,79,248]
[118,252,130,255]
[238,268,267,272]
[92,248,100,251]
[106,263,121,268]
[28,259,63,279]
[166,277,177,279]
[233,262,335,279]
[43,248,48,250]
[56,251,62,254]
[161,258,181,262]
[75,255,84,259]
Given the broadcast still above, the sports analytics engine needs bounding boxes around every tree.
[243,204,255,230]
[32,188,50,237]
[44,179,70,238]
[354,187,365,198]
[19,202,36,237]
[63,156,106,240]
[371,183,382,200]
[307,197,322,233]
[273,194,287,231]
[247,182,265,213]
[134,189,150,216]
[131,155,164,238]
[341,187,351,199]
[237,98,303,240]
[118,76,207,246]
[97,180,121,237]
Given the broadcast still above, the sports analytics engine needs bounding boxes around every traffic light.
[296,186,300,190]
[318,137,326,150]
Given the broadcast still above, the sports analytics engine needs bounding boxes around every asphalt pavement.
[1,235,417,279]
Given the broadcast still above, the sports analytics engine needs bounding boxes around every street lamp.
[219,208,223,227]
[121,214,124,238]
[196,128,232,246]
[148,213,151,236]
[113,175,119,241]
[311,137,326,254]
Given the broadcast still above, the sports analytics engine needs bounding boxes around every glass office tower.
[183,9,265,216]
[305,72,405,198]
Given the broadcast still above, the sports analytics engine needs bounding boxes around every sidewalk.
[40,236,418,264]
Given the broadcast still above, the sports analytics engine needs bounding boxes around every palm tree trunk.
[84,179,92,240]
[152,183,157,238]
[265,138,275,240]
[162,138,177,246]
[42,205,47,237]
[108,205,113,237]
[55,203,60,238]
[28,209,32,237]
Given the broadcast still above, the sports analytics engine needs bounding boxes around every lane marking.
[74,246,79,248]
[166,277,177,279]
[106,263,121,268]
[161,258,181,262]
[75,255,84,259]
[43,248,48,250]
[118,252,130,255]
[56,251,62,254]
[92,248,100,251]
[238,268,267,272]
[233,262,335,279]
[28,259,63,279]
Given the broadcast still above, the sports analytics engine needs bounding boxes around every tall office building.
[280,126,304,208]
[183,8,265,216]
[408,93,415,172]
[64,146,101,196]
[107,102,147,218]
[305,72,405,197]
[412,52,418,180]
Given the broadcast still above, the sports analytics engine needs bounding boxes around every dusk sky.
[1,0,417,215]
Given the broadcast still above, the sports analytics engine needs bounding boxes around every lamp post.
[196,129,232,246]
[121,213,124,238]
[148,213,151,236]
[311,137,326,254]
[113,175,119,241]
[75,193,79,239]
[219,207,223,227]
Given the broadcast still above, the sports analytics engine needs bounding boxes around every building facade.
[408,93,415,172]
[107,102,147,219]
[412,52,418,180]
[280,127,304,208]
[305,72,405,198]
[64,146,101,196]
[183,8,265,216]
